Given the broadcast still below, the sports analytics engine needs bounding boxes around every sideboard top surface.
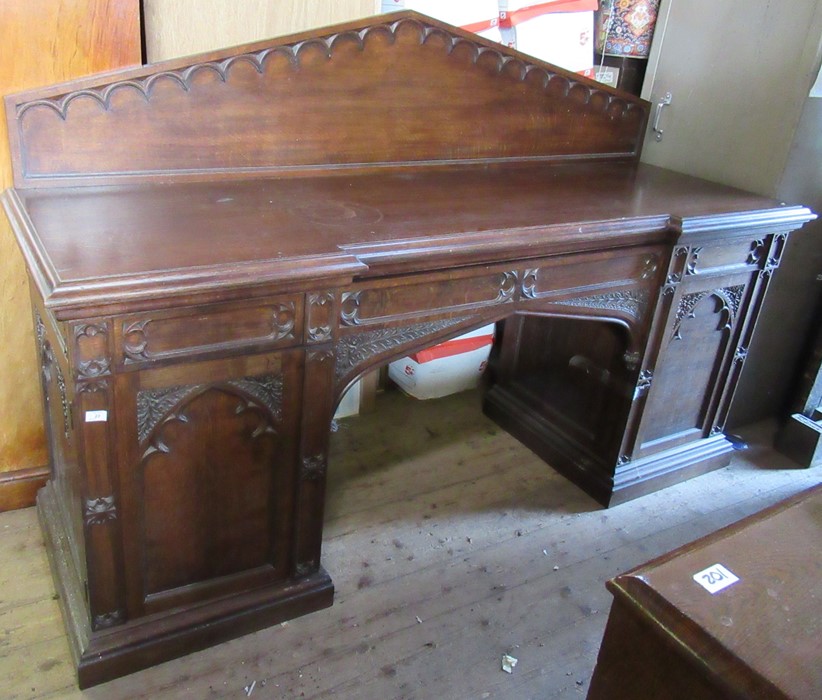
[3,161,809,318]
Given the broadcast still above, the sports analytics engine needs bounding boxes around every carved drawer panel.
[115,296,302,369]
[674,237,776,277]
[520,248,662,299]
[340,269,518,326]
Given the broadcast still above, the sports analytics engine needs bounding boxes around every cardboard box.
[388,324,494,400]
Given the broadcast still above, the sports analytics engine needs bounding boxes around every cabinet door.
[634,270,753,457]
[113,350,303,618]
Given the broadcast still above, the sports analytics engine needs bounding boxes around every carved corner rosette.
[93,609,125,630]
[295,560,318,577]
[301,454,328,481]
[84,495,117,526]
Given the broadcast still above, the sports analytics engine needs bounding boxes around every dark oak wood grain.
[0,10,815,688]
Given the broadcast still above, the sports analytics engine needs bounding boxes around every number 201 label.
[692,563,739,594]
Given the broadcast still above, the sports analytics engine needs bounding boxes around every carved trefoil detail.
[520,269,539,299]
[334,317,472,379]
[84,495,117,525]
[340,291,363,326]
[74,322,112,379]
[307,291,334,342]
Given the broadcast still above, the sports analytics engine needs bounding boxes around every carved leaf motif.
[334,317,472,379]
[136,374,283,445]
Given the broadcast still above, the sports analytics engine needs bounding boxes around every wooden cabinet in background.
[588,484,822,699]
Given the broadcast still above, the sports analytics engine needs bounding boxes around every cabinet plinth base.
[37,481,334,689]
[483,385,734,507]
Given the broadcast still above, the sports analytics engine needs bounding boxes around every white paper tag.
[692,563,739,594]
[85,410,108,423]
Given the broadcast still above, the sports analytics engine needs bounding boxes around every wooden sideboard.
[587,483,822,699]
[1,11,815,687]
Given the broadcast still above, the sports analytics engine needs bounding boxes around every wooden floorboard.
[0,388,819,699]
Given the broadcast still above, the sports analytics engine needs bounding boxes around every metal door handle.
[652,92,672,141]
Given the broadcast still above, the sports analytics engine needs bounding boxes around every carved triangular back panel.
[8,12,649,187]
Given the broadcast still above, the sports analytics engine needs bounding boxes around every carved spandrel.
[335,317,473,380]
[553,289,650,322]
[672,285,745,341]
[137,374,284,446]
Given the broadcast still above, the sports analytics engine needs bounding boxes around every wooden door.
[113,350,303,619]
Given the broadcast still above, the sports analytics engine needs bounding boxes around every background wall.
[0,0,141,509]
[143,0,381,62]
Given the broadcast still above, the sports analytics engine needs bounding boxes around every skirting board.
[0,465,49,512]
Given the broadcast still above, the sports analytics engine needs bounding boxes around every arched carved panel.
[642,289,742,444]
[138,379,282,596]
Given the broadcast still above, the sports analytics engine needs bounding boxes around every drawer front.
[114,296,303,369]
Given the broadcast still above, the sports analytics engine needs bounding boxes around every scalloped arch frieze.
[19,17,641,122]
[12,13,647,184]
